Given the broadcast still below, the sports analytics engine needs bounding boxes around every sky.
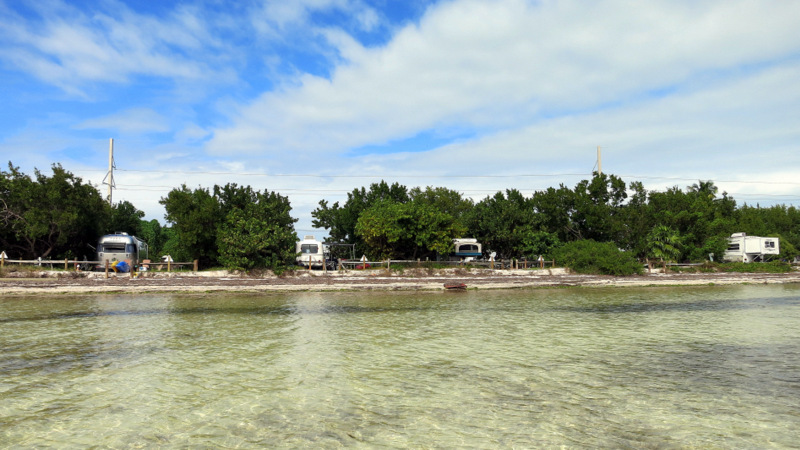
[2,0,800,238]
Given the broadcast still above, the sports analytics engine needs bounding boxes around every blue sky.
[2,0,800,237]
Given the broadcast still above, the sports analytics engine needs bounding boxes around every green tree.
[158,226,190,263]
[551,240,642,276]
[138,219,166,259]
[409,186,473,228]
[160,184,222,267]
[466,189,554,259]
[355,200,465,260]
[646,181,736,262]
[161,183,299,270]
[619,181,653,258]
[217,190,298,271]
[355,201,413,260]
[407,202,466,258]
[531,184,576,242]
[312,181,409,257]
[647,225,682,270]
[570,173,628,243]
[109,200,144,236]
[0,163,109,259]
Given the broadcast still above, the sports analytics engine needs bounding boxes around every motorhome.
[451,238,483,261]
[96,232,149,271]
[723,233,779,263]
[296,235,331,269]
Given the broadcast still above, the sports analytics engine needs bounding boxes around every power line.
[112,185,800,202]
[117,168,590,179]
[109,168,800,187]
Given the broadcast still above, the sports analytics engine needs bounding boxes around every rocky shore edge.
[2,267,800,296]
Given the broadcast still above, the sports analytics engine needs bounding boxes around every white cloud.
[0,0,232,95]
[175,124,212,144]
[75,108,171,134]
[250,0,381,36]
[3,0,800,228]
[207,0,800,157]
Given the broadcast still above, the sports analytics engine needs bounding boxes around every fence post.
[105,260,109,278]
[168,259,171,272]
[1,252,5,268]
[194,259,199,271]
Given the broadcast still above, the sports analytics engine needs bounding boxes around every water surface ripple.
[2,285,799,447]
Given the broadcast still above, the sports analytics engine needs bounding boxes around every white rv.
[450,238,483,261]
[723,233,779,263]
[296,235,330,269]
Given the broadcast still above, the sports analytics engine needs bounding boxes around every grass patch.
[718,261,793,273]
[668,261,793,274]
[0,265,50,278]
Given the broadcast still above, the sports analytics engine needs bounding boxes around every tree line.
[2,162,798,272]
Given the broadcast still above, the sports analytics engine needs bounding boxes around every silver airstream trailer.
[96,232,149,271]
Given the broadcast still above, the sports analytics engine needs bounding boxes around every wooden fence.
[0,256,198,277]
[334,258,555,270]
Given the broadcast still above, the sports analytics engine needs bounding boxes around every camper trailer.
[296,235,332,269]
[451,238,483,262]
[723,233,779,263]
[95,232,149,271]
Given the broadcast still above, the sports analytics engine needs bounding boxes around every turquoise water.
[2,285,799,447]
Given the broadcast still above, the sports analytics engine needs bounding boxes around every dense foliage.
[3,162,799,273]
[216,190,298,271]
[312,182,469,260]
[313,173,800,268]
[552,240,643,276]
[0,163,109,259]
[160,183,297,270]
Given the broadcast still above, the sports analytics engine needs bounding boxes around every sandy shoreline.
[2,267,800,296]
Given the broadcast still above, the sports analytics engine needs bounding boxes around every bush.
[719,261,793,273]
[552,240,643,276]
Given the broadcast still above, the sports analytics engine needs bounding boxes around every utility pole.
[596,145,602,175]
[102,138,115,205]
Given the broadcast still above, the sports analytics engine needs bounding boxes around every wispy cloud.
[75,108,171,134]
[0,0,233,96]
[207,0,800,157]
[2,0,799,226]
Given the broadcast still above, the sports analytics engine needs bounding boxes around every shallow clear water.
[2,285,800,448]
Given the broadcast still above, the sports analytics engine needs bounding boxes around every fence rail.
[0,257,198,274]
[334,258,556,270]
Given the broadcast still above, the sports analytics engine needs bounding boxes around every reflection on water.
[2,285,800,447]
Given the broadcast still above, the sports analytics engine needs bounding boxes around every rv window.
[301,244,319,254]
[765,241,775,248]
[727,244,740,251]
[104,242,126,252]
[126,244,136,253]
[458,244,479,252]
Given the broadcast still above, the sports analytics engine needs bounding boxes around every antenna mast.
[596,145,602,175]
[102,138,115,205]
